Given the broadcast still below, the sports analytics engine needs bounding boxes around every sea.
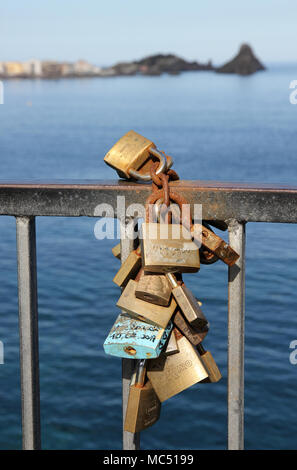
[0,63,297,449]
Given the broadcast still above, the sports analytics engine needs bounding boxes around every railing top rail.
[0,179,297,191]
[1,179,297,222]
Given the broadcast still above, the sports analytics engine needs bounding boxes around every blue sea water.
[0,64,297,449]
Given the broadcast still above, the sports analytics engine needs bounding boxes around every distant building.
[99,67,117,77]
[21,60,42,77]
[29,59,42,76]
[61,63,75,76]
[41,61,63,78]
[4,62,25,77]
[0,60,42,77]
[73,60,102,75]
[0,58,105,78]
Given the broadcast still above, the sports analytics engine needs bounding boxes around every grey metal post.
[228,220,246,450]
[120,217,140,450]
[16,217,41,450]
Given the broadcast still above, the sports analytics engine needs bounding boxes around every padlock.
[113,246,141,288]
[197,344,222,383]
[124,360,161,433]
[147,329,208,402]
[117,279,177,329]
[141,189,200,273]
[192,223,239,267]
[135,270,172,307]
[112,242,121,260]
[141,222,200,273]
[164,329,179,356]
[103,313,173,359]
[104,130,168,180]
[173,310,208,346]
[166,273,208,330]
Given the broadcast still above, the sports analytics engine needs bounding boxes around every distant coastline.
[0,44,265,80]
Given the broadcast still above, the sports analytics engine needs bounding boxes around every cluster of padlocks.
[102,131,240,433]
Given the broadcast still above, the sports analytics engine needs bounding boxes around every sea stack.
[216,44,265,75]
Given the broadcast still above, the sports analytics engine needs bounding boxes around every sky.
[1,1,296,66]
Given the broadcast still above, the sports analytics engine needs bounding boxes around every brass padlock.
[103,313,173,359]
[164,329,179,356]
[173,310,208,346]
[104,130,168,180]
[124,360,161,433]
[166,273,208,329]
[197,344,222,383]
[147,329,208,402]
[135,270,172,306]
[192,223,239,267]
[113,246,141,288]
[112,242,121,260]
[117,279,177,329]
[141,222,200,273]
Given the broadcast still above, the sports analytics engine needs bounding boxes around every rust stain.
[124,346,137,356]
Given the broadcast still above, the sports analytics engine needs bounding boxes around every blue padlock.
[103,313,173,359]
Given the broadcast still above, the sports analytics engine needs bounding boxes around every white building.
[73,60,102,75]
[22,59,42,77]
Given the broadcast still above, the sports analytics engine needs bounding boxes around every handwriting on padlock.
[104,314,173,359]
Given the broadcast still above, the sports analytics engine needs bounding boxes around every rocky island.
[216,44,266,75]
[0,44,265,79]
[109,54,214,76]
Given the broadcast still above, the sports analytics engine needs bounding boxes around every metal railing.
[1,179,297,450]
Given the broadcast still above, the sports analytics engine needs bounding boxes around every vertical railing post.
[120,216,140,450]
[228,220,246,450]
[16,216,41,450]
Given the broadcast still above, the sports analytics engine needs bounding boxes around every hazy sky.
[1,1,296,65]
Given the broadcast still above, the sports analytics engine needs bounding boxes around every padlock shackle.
[134,359,147,388]
[197,343,206,355]
[128,148,168,181]
[166,272,178,289]
[145,190,192,232]
[153,197,181,224]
